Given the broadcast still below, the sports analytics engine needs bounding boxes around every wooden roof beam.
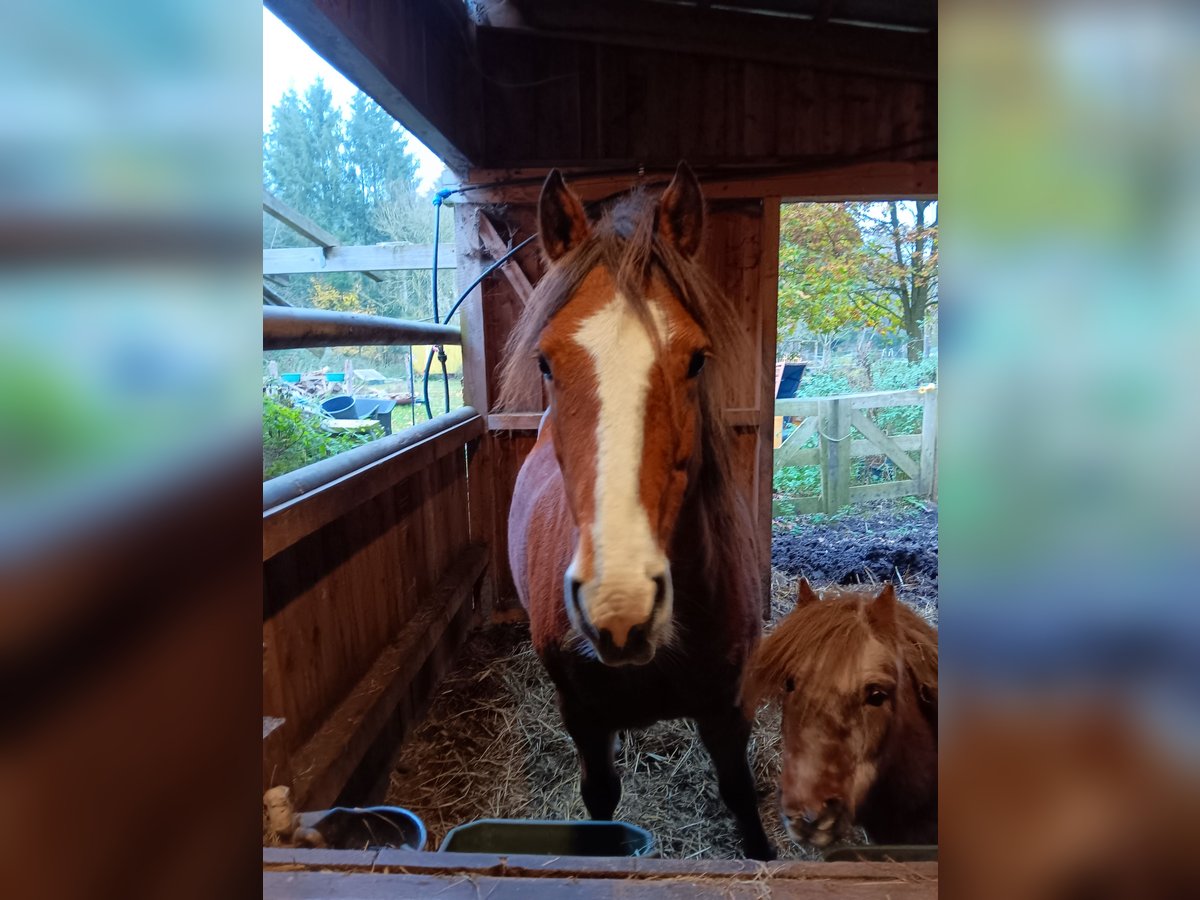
[493,0,935,82]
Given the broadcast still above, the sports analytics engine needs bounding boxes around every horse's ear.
[538,169,590,261]
[796,578,820,607]
[657,161,705,258]
[866,582,898,639]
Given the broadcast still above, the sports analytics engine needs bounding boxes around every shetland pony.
[503,164,773,859]
[745,580,937,847]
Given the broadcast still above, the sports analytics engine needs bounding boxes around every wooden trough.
[263,0,936,894]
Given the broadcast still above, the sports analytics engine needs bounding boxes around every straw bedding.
[385,568,937,858]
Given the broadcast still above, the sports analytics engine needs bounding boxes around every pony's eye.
[784,677,796,693]
[538,354,553,380]
[864,685,890,707]
[686,350,707,379]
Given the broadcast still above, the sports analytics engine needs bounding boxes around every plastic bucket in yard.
[281,373,301,383]
[353,398,397,436]
[320,396,356,419]
[438,819,655,857]
[325,372,346,382]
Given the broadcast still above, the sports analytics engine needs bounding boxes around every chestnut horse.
[745,580,938,847]
[502,164,772,859]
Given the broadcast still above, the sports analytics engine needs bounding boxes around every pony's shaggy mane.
[744,585,939,712]
[497,189,756,587]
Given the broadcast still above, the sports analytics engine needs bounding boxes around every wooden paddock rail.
[773,386,938,515]
[263,848,938,898]
[262,305,460,350]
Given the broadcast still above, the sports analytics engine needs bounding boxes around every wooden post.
[820,397,851,513]
[919,386,937,500]
[455,203,499,621]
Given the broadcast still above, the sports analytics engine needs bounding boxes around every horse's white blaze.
[568,293,670,645]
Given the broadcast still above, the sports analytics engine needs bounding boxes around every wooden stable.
[263,0,935,893]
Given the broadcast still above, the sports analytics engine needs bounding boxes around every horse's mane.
[497,189,755,589]
[743,586,939,712]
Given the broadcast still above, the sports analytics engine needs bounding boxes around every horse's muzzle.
[569,574,668,666]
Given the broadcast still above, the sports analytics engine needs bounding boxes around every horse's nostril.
[626,622,649,652]
[569,578,584,609]
[823,798,843,815]
[652,575,667,611]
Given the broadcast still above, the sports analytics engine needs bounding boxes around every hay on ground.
[386,570,936,858]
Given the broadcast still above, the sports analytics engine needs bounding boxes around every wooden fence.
[772,386,937,515]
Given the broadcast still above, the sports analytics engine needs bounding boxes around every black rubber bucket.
[439,819,655,857]
[320,395,356,419]
[305,806,427,852]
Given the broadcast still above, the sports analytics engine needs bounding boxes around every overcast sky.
[263,7,447,193]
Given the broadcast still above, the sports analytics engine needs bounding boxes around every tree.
[777,203,870,362]
[853,201,938,363]
[263,80,353,240]
[263,81,438,321]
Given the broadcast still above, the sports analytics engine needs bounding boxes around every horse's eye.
[864,685,890,707]
[538,354,553,380]
[784,677,795,693]
[686,350,707,379]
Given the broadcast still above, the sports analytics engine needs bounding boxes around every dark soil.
[772,499,938,624]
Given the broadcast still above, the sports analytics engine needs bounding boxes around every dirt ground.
[385,500,938,858]
[771,499,939,625]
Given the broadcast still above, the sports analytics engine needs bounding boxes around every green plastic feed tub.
[439,819,656,857]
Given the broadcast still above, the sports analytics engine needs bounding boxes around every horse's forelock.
[497,189,752,591]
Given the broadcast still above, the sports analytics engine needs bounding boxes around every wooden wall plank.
[288,544,487,809]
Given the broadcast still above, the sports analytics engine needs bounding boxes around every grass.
[390,374,465,431]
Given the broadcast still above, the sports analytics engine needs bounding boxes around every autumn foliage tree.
[777,203,868,361]
[777,201,938,363]
[854,200,938,363]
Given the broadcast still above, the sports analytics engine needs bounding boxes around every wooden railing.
[773,386,937,515]
[262,308,487,808]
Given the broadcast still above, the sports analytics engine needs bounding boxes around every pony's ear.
[538,169,590,261]
[657,161,705,258]
[795,578,820,607]
[866,582,898,639]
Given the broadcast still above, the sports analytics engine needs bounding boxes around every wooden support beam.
[262,189,383,282]
[819,397,852,513]
[262,284,291,307]
[286,543,488,810]
[263,243,457,276]
[263,306,460,351]
[460,162,937,205]
[496,0,935,82]
[262,189,341,249]
[477,214,535,301]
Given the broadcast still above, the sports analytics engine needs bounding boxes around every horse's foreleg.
[562,705,620,821]
[696,710,775,861]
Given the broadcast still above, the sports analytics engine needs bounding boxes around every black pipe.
[422,232,538,419]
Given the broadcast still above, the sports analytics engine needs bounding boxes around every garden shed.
[262,1,936,895]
